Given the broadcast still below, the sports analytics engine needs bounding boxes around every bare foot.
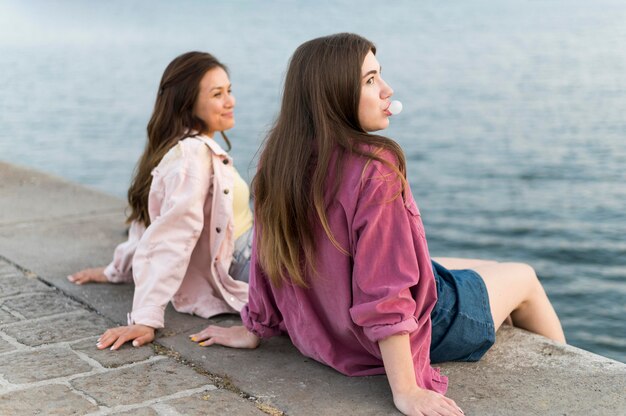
[67,267,108,285]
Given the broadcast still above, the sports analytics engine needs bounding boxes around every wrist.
[135,324,156,332]
[245,329,261,348]
[392,383,422,398]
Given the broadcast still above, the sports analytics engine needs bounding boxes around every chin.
[222,121,235,131]
[367,122,389,132]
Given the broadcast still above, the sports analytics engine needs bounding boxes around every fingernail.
[110,346,116,351]
[132,340,139,347]
[191,337,196,342]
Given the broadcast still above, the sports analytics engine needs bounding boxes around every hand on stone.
[67,267,108,285]
[189,325,260,349]
[97,325,155,351]
[393,386,464,416]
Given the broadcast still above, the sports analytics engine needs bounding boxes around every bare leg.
[471,262,565,343]
[433,257,498,270]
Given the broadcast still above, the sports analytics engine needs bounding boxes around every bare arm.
[379,334,463,416]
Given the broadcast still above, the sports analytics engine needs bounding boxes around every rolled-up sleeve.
[240,235,283,338]
[129,151,210,329]
[349,159,421,343]
[103,221,145,283]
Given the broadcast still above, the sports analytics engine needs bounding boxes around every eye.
[213,92,222,98]
[366,77,375,85]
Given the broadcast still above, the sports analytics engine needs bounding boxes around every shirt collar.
[196,134,228,157]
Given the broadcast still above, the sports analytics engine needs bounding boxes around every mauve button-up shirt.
[241,148,448,393]
[103,135,248,329]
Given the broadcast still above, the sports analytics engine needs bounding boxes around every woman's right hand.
[393,386,464,416]
[97,325,156,350]
[189,325,260,349]
[67,267,108,285]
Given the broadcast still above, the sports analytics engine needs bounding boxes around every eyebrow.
[209,84,231,91]
[362,67,382,78]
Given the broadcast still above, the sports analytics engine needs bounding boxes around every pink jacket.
[241,148,447,393]
[104,135,249,328]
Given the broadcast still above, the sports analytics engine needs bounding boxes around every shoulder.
[351,144,401,182]
[155,137,212,179]
[350,145,405,206]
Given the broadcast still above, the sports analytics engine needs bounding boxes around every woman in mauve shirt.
[67,52,253,350]
[194,34,565,415]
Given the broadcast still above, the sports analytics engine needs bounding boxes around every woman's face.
[357,51,394,132]
[193,67,235,137]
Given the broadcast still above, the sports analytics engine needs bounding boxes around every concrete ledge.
[1,160,624,416]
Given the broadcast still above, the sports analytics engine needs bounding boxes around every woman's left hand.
[189,325,260,349]
[97,324,156,350]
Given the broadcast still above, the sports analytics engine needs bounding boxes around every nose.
[226,92,236,108]
[380,79,393,99]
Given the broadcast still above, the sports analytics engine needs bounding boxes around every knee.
[506,262,542,291]
[509,262,545,300]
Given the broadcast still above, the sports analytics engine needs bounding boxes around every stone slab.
[0,275,54,298]
[0,346,93,383]
[0,308,20,325]
[1,311,110,347]
[162,323,626,416]
[71,337,155,368]
[71,358,211,407]
[0,214,134,325]
[439,326,626,416]
[0,337,15,354]
[0,262,22,278]
[0,161,125,226]
[0,383,98,415]
[1,292,82,319]
[159,327,397,416]
[112,407,159,416]
[0,214,128,284]
[162,390,265,416]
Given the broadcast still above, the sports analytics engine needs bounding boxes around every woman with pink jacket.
[68,51,253,350]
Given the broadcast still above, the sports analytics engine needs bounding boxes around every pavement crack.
[151,343,287,416]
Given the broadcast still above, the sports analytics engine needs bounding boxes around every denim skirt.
[429,260,496,363]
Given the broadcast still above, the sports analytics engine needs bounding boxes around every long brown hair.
[253,33,407,288]
[127,51,230,226]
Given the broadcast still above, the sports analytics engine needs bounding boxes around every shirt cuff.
[129,305,165,329]
[240,305,282,339]
[103,263,131,284]
[363,317,419,343]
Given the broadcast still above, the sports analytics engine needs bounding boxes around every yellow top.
[232,167,253,240]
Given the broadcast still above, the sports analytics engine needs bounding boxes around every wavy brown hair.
[253,33,407,288]
[127,51,230,226]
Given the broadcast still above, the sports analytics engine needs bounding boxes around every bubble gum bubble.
[388,100,403,115]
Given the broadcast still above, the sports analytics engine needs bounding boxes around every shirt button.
[223,189,230,194]
[216,227,222,233]
[222,159,229,165]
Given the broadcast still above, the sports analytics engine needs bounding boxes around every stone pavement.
[0,160,625,416]
[0,259,270,415]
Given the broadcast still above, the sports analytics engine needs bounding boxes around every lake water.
[1,0,624,362]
